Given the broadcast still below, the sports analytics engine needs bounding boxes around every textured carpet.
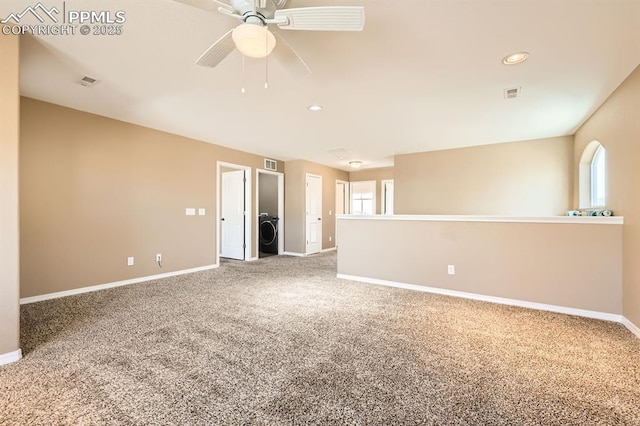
[1,252,639,425]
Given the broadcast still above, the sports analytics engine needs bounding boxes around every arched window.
[590,144,606,207]
[579,141,606,208]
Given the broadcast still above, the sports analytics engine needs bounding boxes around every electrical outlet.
[448,265,455,275]
[156,254,162,262]
[329,236,332,242]
[127,257,134,266]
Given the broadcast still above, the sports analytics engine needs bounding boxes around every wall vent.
[264,159,277,171]
[504,86,521,99]
[79,76,98,87]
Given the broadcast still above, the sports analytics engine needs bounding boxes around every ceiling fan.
[174,0,365,76]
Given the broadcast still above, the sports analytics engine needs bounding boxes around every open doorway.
[217,161,251,264]
[256,169,284,258]
[335,179,349,246]
[381,179,394,215]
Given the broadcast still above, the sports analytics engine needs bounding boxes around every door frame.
[216,161,252,264]
[305,173,323,255]
[255,169,285,257]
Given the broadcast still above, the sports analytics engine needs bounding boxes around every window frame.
[350,180,376,215]
[578,140,606,209]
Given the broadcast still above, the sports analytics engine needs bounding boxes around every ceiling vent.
[326,147,351,160]
[504,86,521,99]
[264,159,277,171]
[79,76,98,87]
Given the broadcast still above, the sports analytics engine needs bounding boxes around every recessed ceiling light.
[502,52,529,65]
[349,161,362,168]
[308,104,323,112]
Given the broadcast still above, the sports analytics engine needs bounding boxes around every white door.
[306,174,322,255]
[221,170,245,260]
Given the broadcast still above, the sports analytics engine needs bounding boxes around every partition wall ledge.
[336,215,623,225]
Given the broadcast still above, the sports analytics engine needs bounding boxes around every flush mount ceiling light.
[502,51,529,65]
[349,161,363,168]
[231,23,276,58]
[308,104,323,112]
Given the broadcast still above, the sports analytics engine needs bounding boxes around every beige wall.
[574,65,640,328]
[337,217,623,315]
[394,136,574,216]
[20,98,282,298]
[349,167,394,214]
[284,160,349,254]
[0,31,21,357]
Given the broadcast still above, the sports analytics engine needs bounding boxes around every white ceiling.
[7,0,640,170]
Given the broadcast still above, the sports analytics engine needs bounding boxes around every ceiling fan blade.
[272,33,311,78]
[274,6,365,31]
[196,29,236,68]
[172,0,232,12]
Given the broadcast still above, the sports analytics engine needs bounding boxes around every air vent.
[326,147,351,160]
[79,76,98,87]
[504,86,521,99]
[264,159,277,171]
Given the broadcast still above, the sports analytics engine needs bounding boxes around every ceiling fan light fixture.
[502,51,529,65]
[232,23,276,58]
[308,104,323,112]
[349,161,363,168]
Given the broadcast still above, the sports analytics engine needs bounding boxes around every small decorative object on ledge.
[567,210,613,217]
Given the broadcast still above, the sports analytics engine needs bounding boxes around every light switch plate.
[198,208,206,216]
[127,257,134,266]
[186,208,196,216]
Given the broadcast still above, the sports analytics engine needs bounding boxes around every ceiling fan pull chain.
[264,29,269,89]
[241,54,246,94]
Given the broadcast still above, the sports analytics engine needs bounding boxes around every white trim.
[322,247,337,253]
[283,251,305,257]
[622,317,640,338]
[337,274,623,323]
[336,214,623,225]
[248,256,259,261]
[0,349,22,366]
[20,264,219,305]
[217,161,252,263]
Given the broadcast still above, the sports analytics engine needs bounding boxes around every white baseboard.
[20,264,219,305]
[282,252,305,257]
[337,274,623,323]
[0,349,22,366]
[622,316,640,338]
[248,257,259,262]
[321,247,337,253]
